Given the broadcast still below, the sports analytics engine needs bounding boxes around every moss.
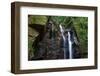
[28,15,48,25]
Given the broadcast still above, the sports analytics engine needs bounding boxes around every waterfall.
[59,25,66,59]
[68,31,73,59]
[59,25,73,59]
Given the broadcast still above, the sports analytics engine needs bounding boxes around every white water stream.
[60,25,72,59]
[68,31,72,59]
[59,25,66,59]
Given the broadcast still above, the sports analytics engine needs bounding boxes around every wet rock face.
[30,21,81,60]
[31,31,64,60]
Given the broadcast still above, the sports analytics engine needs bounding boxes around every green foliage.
[51,16,66,25]
[72,17,88,57]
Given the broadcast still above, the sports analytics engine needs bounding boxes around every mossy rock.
[28,15,48,25]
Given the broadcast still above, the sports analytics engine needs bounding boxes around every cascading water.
[59,25,66,59]
[68,31,73,59]
[60,24,73,59]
